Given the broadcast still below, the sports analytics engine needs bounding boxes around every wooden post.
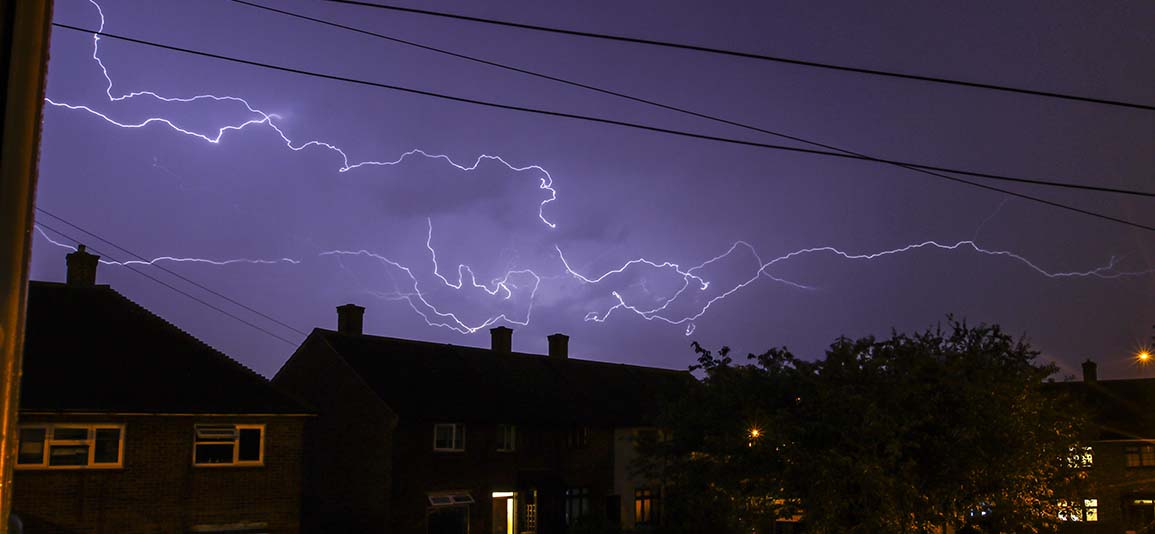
[0,1,54,531]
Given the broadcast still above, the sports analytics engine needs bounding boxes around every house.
[273,304,694,534]
[1054,360,1155,533]
[12,246,311,533]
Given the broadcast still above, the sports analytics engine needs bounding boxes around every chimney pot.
[1082,359,1098,383]
[66,244,100,287]
[336,304,365,335]
[490,326,512,353]
[547,333,569,360]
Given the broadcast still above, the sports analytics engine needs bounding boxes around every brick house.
[1053,360,1155,533]
[272,304,693,534]
[12,246,311,533]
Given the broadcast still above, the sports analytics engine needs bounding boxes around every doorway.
[492,491,517,534]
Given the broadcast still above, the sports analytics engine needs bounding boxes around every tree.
[641,319,1088,534]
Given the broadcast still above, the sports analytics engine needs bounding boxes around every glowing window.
[496,424,516,452]
[193,424,263,466]
[635,488,659,525]
[434,423,465,451]
[16,424,123,469]
[1058,499,1098,522]
[1126,445,1155,467]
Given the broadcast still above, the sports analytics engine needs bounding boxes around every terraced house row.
[12,247,689,534]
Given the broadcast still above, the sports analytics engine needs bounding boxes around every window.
[16,424,123,469]
[496,424,516,452]
[635,488,659,526]
[1068,446,1093,468]
[1126,445,1155,467]
[193,424,263,466]
[567,426,590,449]
[1058,499,1098,522]
[434,423,465,451]
[565,488,590,525]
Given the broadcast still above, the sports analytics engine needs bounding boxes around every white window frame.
[433,423,465,452]
[192,423,265,467]
[496,424,516,452]
[15,423,125,470]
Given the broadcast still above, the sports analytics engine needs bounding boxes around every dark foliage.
[639,319,1088,534]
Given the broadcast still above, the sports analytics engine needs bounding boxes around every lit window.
[16,424,123,469]
[496,424,516,452]
[1126,445,1155,467]
[193,424,263,466]
[434,423,465,451]
[1058,499,1098,522]
[1067,446,1093,468]
[565,488,590,525]
[635,488,659,526]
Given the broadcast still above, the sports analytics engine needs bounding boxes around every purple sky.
[32,0,1154,379]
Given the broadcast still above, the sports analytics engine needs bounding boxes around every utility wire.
[48,23,1155,233]
[36,207,308,336]
[33,221,301,346]
[234,0,1155,200]
[326,0,1155,113]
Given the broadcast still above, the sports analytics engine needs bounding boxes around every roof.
[20,281,309,415]
[1052,378,1155,440]
[313,329,695,426]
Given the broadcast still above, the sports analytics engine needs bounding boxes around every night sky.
[32,0,1154,379]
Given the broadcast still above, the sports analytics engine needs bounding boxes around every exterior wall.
[389,422,617,534]
[272,335,396,533]
[1059,440,1155,534]
[12,413,305,534]
[613,427,661,531]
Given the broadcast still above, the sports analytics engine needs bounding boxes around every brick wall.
[12,413,306,534]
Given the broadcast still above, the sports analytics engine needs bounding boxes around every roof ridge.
[318,328,689,374]
[105,287,283,385]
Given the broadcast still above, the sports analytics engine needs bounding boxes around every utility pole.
[0,1,54,532]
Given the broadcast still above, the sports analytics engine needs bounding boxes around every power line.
[234,0,1155,201]
[325,0,1155,113]
[36,207,308,336]
[48,23,1155,233]
[33,221,302,346]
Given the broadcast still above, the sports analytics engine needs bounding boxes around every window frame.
[496,424,516,452]
[433,423,465,452]
[635,487,659,526]
[15,423,125,470]
[565,487,591,525]
[192,423,265,467]
[1126,445,1155,468]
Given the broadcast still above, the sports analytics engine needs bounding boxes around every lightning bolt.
[558,239,1155,335]
[48,0,558,228]
[41,1,1155,341]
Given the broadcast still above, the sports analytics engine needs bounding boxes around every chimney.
[66,245,100,287]
[490,326,512,353]
[336,304,365,335]
[547,333,569,360]
[1082,359,1097,384]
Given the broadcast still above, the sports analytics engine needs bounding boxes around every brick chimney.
[547,333,569,360]
[1082,359,1097,384]
[66,244,100,287]
[336,304,365,335]
[490,326,512,353]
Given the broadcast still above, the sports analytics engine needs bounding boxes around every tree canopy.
[641,319,1088,534]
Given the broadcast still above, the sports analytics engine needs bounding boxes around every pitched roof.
[313,329,695,425]
[1052,378,1155,440]
[20,281,308,415]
